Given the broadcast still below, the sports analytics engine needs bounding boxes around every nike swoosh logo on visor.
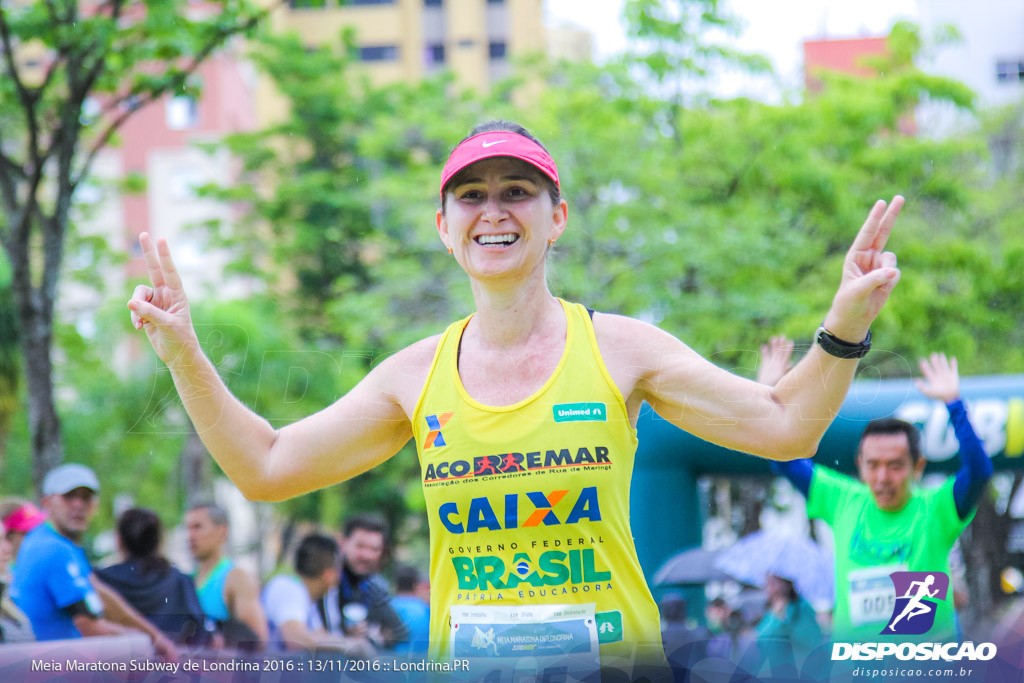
[481,140,507,148]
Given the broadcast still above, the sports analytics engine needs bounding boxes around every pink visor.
[440,131,560,198]
[2,503,47,534]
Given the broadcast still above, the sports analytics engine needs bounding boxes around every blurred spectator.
[739,574,822,679]
[96,507,212,647]
[0,498,47,565]
[1,516,34,642]
[704,598,731,659]
[660,593,709,682]
[323,514,407,649]
[186,502,268,650]
[390,564,429,655]
[705,599,753,662]
[262,533,373,657]
[10,464,175,661]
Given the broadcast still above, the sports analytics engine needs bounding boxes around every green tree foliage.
[527,22,990,383]
[0,0,262,493]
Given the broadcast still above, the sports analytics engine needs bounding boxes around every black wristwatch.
[814,326,872,359]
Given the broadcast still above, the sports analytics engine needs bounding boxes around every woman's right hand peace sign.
[127,233,198,366]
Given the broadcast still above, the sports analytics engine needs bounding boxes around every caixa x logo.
[883,571,948,636]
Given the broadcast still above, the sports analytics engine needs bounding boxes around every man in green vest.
[759,338,993,641]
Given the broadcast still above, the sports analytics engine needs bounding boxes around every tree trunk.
[15,298,62,496]
[180,423,212,505]
[960,487,1012,638]
[737,479,765,536]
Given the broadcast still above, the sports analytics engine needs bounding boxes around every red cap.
[440,131,559,198]
[2,503,47,534]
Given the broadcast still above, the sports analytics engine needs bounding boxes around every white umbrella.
[653,546,731,586]
[713,529,834,606]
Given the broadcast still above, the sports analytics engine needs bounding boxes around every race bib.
[848,564,906,627]
[450,603,599,682]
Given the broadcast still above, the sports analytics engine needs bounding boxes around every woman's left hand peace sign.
[823,196,904,342]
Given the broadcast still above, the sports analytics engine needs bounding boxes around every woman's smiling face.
[438,156,567,283]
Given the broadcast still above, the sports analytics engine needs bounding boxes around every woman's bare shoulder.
[370,334,445,415]
[591,311,680,354]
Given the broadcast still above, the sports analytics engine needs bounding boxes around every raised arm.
[601,197,903,461]
[127,233,422,501]
[914,353,993,519]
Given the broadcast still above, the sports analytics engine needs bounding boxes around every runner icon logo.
[883,571,949,636]
[471,626,499,655]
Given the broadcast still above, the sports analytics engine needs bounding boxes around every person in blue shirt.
[389,564,430,655]
[11,464,175,660]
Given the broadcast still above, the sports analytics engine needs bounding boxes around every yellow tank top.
[413,299,664,669]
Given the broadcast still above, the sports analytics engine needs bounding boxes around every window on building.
[170,167,205,200]
[360,45,399,62]
[166,96,199,130]
[457,39,474,49]
[995,60,1024,83]
[489,42,507,60]
[424,0,442,6]
[425,43,445,65]
[487,0,504,4]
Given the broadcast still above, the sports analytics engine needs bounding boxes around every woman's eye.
[507,186,529,198]
[459,190,483,201]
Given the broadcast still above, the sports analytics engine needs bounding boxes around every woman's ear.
[549,199,568,243]
[436,208,451,252]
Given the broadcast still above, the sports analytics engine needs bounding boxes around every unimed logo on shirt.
[832,570,998,663]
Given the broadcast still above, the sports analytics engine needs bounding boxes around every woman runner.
[128,120,904,678]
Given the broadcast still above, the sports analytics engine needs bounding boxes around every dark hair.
[294,534,339,578]
[441,119,561,209]
[394,563,421,593]
[859,418,922,464]
[343,513,389,544]
[117,508,170,575]
[188,502,228,527]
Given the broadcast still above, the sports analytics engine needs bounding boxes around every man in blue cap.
[11,464,175,659]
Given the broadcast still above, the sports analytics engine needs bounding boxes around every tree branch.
[0,7,33,107]
[0,147,27,182]
[71,0,125,103]
[0,6,43,171]
[72,10,263,189]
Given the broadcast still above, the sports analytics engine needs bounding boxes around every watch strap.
[815,326,871,359]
